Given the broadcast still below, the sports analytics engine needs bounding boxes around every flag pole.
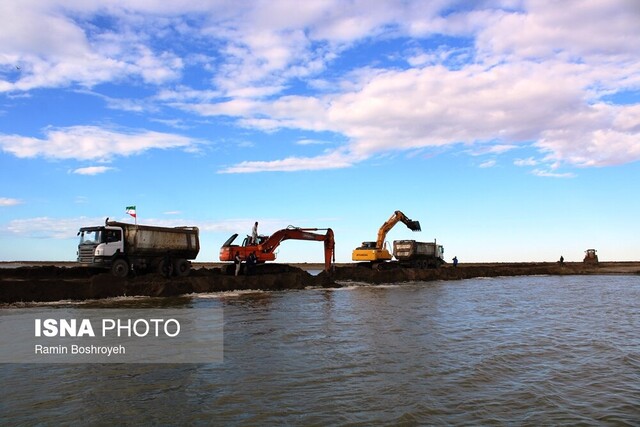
[126,205,137,226]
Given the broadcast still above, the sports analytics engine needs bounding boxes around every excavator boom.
[376,210,421,249]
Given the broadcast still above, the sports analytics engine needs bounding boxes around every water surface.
[2,275,639,425]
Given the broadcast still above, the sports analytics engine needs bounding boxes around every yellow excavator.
[352,210,421,262]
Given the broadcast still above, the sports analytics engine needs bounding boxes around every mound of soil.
[1,261,636,304]
[0,264,335,304]
[328,262,586,284]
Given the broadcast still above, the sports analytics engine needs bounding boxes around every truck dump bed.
[393,240,444,268]
[108,221,200,259]
[393,240,440,258]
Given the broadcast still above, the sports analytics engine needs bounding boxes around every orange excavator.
[219,226,335,271]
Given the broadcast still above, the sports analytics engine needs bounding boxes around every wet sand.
[1,261,638,304]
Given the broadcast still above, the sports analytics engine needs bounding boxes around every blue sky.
[1,0,639,263]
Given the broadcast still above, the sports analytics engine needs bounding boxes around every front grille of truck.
[78,246,96,263]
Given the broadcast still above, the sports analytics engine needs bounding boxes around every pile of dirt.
[0,264,335,303]
[0,261,635,304]
[329,262,608,284]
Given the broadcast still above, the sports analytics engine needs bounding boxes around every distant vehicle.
[77,220,199,277]
[393,240,445,268]
[583,249,599,263]
[352,210,421,263]
[219,226,335,272]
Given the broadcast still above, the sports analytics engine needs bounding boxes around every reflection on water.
[3,275,640,424]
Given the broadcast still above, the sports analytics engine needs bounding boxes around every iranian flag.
[126,205,137,218]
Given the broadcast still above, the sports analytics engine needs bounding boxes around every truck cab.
[77,225,124,266]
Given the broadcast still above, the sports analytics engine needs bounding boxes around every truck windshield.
[79,229,102,245]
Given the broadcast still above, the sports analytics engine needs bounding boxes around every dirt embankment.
[1,262,638,304]
[331,262,616,284]
[0,264,333,304]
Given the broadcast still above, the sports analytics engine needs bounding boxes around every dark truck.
[393,240,445,268]
[77,220,199,277]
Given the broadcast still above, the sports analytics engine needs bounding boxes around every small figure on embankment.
[234,251,242,276]
[246,252,257,275]
[251,222,259,244]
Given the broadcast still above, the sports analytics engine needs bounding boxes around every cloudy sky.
[1,0,639,263]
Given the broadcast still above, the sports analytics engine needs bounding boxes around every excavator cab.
[360,241,377,249]
[240,235,267,247]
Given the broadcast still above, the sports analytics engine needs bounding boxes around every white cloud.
[0,1,453,96]
[469,144,518,156]
[477,0,640,63]
[0,2,185,92]
[236,140,255,149]
[0,126,199,161]
[4,216,89,239]
[328,62,591,156]
[479,160,496,168]
[0,197,22,207]
[531,169,576,179]
[536,103,640,167]
[514,157,539,167]
[223,53,638,171]
[71,166,115,175]
[212,0,638,172]
[213,58,638,171]
[296,138,332,146]
[78,90,156,113]
[1,0,639,173]
[219,149,356,173]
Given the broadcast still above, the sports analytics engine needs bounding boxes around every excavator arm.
[261,226,335,271]
[376,211,421,249]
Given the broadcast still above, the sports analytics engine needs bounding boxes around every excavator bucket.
[407,220,421,232]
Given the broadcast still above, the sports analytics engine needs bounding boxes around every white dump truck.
[77,220,200,277]
[393,240,445,268]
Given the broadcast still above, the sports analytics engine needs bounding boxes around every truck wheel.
[174,259,191,277]
[158,258,174,277]
[111,259,129,278]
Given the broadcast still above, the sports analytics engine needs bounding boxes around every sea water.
[2,275,639,424]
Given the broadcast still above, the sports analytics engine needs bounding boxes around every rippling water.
[3,275,640,425]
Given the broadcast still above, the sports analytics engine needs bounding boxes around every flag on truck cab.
[126,206,137,218]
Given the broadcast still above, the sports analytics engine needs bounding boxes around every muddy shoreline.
[1,262,639,304]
